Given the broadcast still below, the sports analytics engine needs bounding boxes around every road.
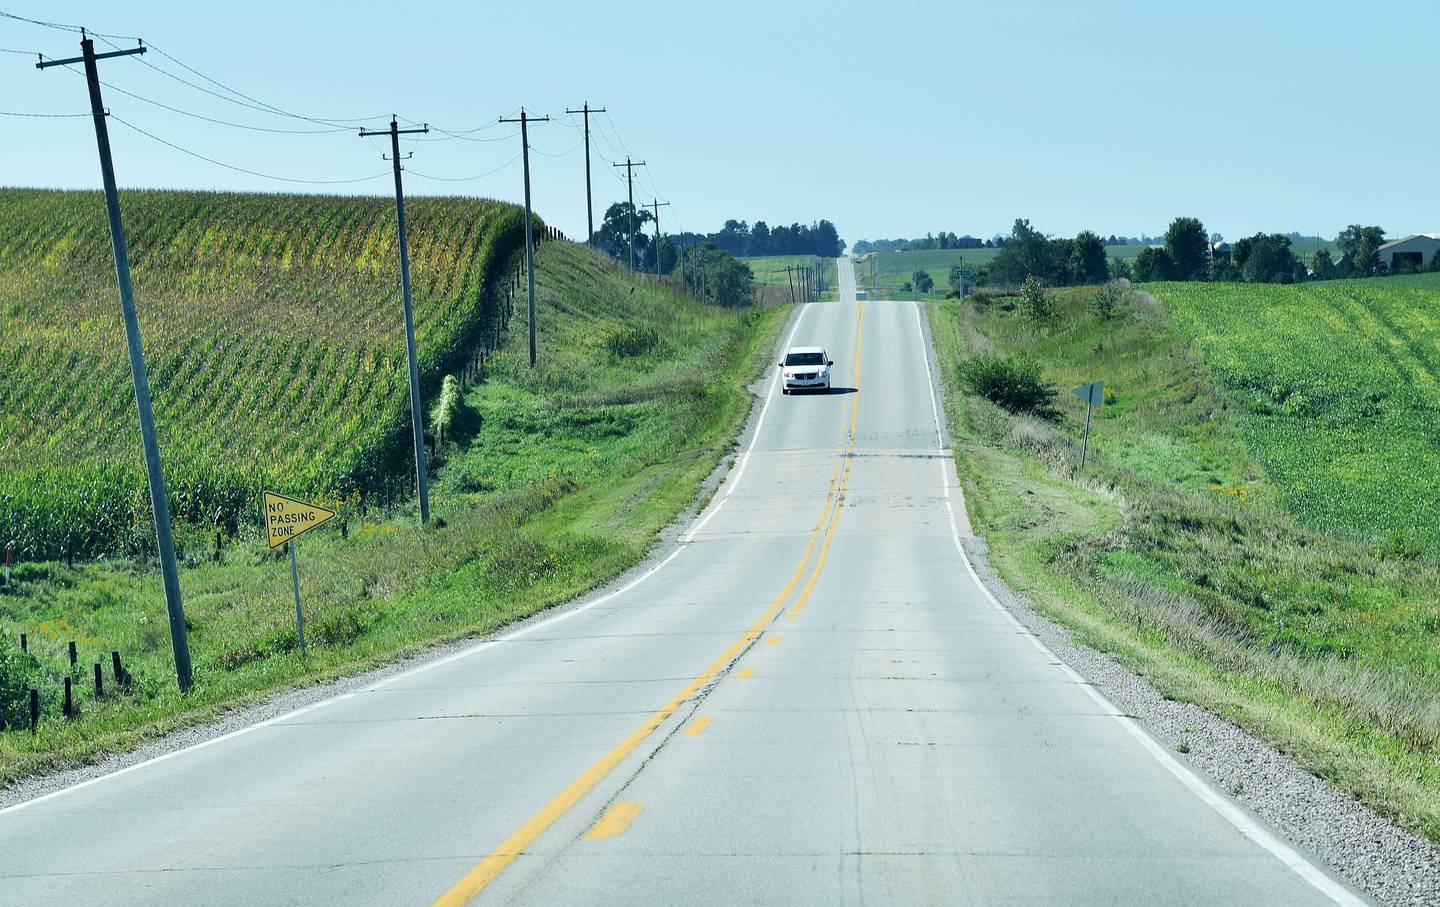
[0,258,1357,904]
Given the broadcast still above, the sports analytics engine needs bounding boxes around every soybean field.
[1154,273,1440,554]
[0,189,528,561]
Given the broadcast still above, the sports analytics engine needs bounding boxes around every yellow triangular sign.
[263,491,337,549]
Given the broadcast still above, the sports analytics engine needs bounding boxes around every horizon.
[3,1,1435,247]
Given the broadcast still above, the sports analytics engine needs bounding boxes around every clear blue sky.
[2,1,1434,245]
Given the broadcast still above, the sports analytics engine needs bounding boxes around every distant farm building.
[1211,241,1231,264]
[1378,234,1440,270]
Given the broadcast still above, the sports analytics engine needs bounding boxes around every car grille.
[795,372,817,380]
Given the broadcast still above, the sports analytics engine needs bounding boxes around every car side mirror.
[827,360,834,366]
[778,362,784,367]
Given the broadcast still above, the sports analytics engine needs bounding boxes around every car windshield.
[785,352,825,366]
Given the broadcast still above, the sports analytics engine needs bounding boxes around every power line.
[0,109,88,117]
[109,114,390,185]
[407,152,522,183]
[90,34,383,130]
[529,137,582,158]
[58,63,352,134]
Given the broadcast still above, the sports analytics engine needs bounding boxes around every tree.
[592,202,652,265]
[1019,275,1054,327]
[1164,217,1210,280]
[714,219,749,256]
[987,218,1067,287]
[1070,231,1109,285]
[948,262,969,295]
[1311,248,1337,280]
[655,235,679,275]
[812,219,844,257]
[748,221,771,257]
[1336,225,1386,276]
[677,243,753,306]
[1109,258,1132,280]
[912,269,934,294]
[1133,247,1173,281]
[1234,233,1297,283]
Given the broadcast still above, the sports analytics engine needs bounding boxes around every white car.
[780,346,833,394]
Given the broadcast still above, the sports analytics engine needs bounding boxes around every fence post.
[68,640,77,666]
[29,688,38,732]
[19,632,26,653]
[94,663,104,698]
[63,677,73,718]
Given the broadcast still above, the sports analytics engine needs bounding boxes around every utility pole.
[39,34,194,693]
[359,116,432,526]
[500,109,550,367]
[564,102,604,246]
[613,157,646,270]
[784,266,797,304]
[645,199,670,276]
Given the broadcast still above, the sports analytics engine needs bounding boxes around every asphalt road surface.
[0,259,1360,904]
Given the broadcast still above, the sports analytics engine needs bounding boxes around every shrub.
[601,325,662,358]
[1018,275,1055,327]
[959,353,1058,419]
[1090,280,1129,320]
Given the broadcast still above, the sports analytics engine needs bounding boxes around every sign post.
[263,492,337,658]
[1071,380,1105,470]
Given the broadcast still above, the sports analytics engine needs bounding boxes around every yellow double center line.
[434,302,864,905]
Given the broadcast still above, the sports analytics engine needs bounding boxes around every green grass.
[0,237,785,784]
[0,188,528,561]
[1153,273,1440,554]
[932,279,1440,844]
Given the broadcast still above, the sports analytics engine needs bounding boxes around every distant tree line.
[586,202,756,306]
[961,216,1420,289]
[668,218,845,259]
[853,231,1160,255]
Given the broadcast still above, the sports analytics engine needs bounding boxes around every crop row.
[0,189,532,559]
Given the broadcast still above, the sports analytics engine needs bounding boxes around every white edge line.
[3,301,815,815]
[0,544,687,817]
[3,302,819,814]
[682,301,809,543]
[910,302,1362,906]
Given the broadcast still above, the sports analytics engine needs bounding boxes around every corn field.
[0,188,530,560]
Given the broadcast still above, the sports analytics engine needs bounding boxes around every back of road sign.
[263,492,337,549]
[1072,380,1104,408]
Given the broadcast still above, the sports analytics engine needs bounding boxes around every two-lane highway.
[0,258,1358,904]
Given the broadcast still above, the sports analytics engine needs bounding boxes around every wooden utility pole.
[564,102,605,245]
[359,116,432,525]
[613,157,646,270]
[39,33,193,692]
[500,109,551,366]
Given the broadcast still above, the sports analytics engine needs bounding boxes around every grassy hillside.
[1154,274,1440,554]
[931,277,1440,842]
[0,230,784,784]
[0,188,527,561]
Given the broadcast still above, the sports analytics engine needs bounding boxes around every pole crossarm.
[37,40,145,69]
